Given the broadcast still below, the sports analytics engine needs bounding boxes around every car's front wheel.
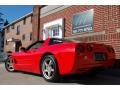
[5,56,15,72]
[41,55,60,82]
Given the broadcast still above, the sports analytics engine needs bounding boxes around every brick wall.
[35,5,120,59]
[32,5,41,42]
[4,15,33,52]
[32,5,45,42]
[39,6,106,38]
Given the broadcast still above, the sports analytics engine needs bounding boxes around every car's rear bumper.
[71,58,116,74]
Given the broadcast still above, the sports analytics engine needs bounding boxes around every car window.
[49,38,75,45]
[29,43,43,50]
[26,41,44,50]
[49,38,63,45]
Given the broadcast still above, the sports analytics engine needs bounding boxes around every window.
[43,24,61,40]
[30,32,32,40]
[6,40,8,45]
[30,15,33,23]
[23,18,26,25]
[11,24,14,29]
[44,28,52,39]
[22,34,25,40]
[49,38,74,45]
[43,18,64,40]
[29,43,43,50]
[53,27,59,36]
[16,25,20,35]
[26,41,44,50]
[6,27,10,33]
[49,38,63,45]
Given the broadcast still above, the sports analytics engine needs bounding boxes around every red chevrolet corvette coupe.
[5,38,115,82]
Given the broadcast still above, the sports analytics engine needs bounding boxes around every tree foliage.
[0,12,9,31]
[4,19,9,26]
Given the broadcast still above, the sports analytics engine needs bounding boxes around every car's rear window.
[49,38,75,45]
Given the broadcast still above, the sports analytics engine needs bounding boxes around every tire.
[41,55,60,82]
[5,56,15,72]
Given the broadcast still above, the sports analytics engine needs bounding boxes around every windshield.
[26,41,44,50]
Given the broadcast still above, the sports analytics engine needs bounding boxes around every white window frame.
[43,18,64,40]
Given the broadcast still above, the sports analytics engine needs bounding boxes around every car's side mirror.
[19,47,26,52]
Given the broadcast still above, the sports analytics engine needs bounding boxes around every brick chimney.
[32,5,45,42]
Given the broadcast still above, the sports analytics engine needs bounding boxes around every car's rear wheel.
[5,56,15,72]
[41,55,60,82]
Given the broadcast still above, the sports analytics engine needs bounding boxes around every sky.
[0,5,33,23]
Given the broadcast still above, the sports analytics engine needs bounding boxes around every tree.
[4,19,9,26]
[0,11,9,51]
[0,12,4,31]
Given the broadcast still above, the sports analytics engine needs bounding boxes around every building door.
[15,41,22,52]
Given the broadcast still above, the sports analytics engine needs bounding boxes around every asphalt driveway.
[1,62,120,85]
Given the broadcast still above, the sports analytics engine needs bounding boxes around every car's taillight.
[76,45,85,52]
[87,44,93,52]
[107,47,114,53]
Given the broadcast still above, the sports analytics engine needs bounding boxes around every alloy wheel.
[5,57,14,72]
[42,56,55,80]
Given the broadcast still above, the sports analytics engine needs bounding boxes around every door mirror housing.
[19,47,26,52]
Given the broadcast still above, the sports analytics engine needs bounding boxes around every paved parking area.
[1,63,120,85]
[1,63,80,85]
[0,63,58,85]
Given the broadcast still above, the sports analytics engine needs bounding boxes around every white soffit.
[40,5,71,18]
[43,18,63,29]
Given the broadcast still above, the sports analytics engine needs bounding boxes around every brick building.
[32,5,120,59]
[4,12,33,52]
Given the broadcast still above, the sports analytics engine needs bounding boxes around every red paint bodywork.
[11,38,116,75]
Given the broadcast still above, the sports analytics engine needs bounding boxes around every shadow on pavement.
[13,69,120,85]
[57,74,120,85]
[57,69,120,85]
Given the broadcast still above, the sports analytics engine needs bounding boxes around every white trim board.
[65,31,105,39]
